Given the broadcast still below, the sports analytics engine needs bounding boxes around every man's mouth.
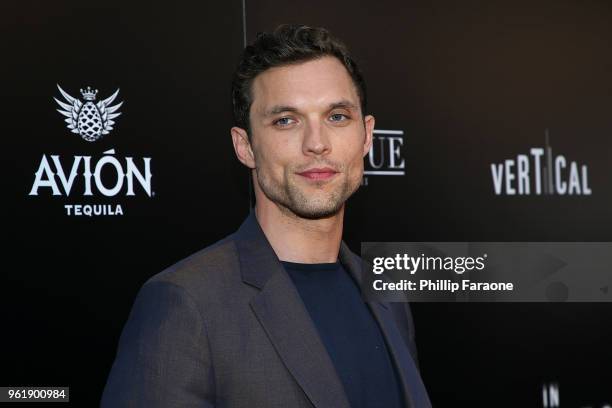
[297,167,339,180]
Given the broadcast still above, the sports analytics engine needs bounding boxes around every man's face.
[245,56,374,219]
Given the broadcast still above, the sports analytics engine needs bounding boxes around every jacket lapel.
[234,212,430,408]
[339,242,431,408]
[235,212,351,408]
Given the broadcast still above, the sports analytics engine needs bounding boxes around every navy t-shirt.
[282,260,404,408]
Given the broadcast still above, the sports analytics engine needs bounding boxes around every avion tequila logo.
[27,84,154,216]
[54,84,123,142]
[491,130,592,196]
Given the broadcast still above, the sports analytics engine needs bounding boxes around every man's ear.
[362,114,375,157]
[231,127,256,169]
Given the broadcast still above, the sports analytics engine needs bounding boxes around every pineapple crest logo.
[54,84,123,142]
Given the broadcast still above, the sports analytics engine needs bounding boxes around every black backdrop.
[2,0,611,406]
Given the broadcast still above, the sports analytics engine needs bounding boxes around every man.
[102,24,431,407]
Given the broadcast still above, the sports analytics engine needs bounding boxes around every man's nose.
[302,119,331,156]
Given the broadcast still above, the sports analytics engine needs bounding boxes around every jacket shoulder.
[144,233,242,299]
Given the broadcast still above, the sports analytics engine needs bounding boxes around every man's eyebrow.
[328,100,358,110]
[263,105,299,116]
[263,100,358,117]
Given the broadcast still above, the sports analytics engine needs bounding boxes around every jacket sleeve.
[101,280,215,407]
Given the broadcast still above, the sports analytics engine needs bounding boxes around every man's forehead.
[251,56,360,114]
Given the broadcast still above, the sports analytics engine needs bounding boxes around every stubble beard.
[255,165,362,220]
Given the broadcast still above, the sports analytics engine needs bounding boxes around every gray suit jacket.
[101,212,431,407]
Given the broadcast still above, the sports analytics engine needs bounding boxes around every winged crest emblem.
[54,84,123,142]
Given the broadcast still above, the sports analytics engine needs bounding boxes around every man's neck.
[254,201,343,264]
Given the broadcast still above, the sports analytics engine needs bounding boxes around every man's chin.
[277,199,345,220]
[293,206,343,220]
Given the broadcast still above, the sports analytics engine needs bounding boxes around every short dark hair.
[231,24,367,134]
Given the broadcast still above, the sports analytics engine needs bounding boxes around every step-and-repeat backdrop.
[3,0,611,406]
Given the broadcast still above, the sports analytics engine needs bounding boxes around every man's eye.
[274,117,295,127]
[330,113,348,122]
